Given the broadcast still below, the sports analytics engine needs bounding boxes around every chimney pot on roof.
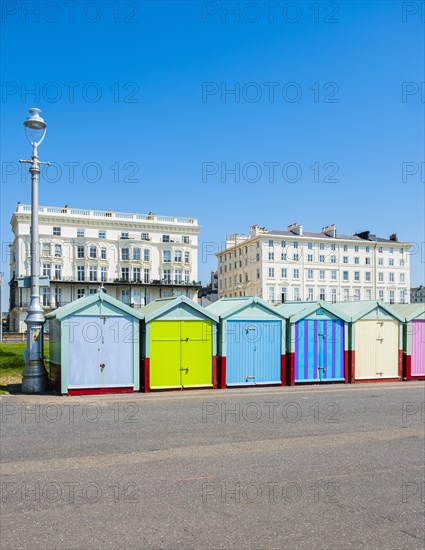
[287,223,303,236]
[322,224,336,238]
[390,233,398,241]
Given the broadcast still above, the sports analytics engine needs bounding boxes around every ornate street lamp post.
[19,108,51,393]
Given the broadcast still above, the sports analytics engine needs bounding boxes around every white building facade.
[217,224,411,305]
[9,204,200,332]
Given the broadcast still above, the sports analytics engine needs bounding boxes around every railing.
[17,204,198,226]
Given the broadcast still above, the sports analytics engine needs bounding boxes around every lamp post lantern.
[19,108,51,393]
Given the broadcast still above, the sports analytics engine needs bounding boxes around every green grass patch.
[0,342,50,390]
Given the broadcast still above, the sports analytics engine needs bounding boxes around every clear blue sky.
[1,1,424,308]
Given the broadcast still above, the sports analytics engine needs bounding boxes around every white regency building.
[217,223,412,305]
[9,204,200,332]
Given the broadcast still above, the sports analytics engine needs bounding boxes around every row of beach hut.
[46,292,425,395]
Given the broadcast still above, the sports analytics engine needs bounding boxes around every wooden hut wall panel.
[149,320,213,389]
[225,321,282,386]
[68,315,134,389]
[294,319,345,382]
[411,320,425,377]
[354,320,399,380]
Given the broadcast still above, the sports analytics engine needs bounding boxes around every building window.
[343,256,348,264]
[365,272,371,282]
[144,268,150,283]
[378,289,384,301]
[184,270,190,283]
[89,288,97,295]
[343,289,349,301]
[55,287,62,306]
[400,259,405,267]
[319,270,325,280]
[133,289,142,305]
[308,288,314,301]
[293,254,299,262]
[281,287,287,303]
[141,232,150,241]
[365,246,370,253]
[389,258,394,266]
[133,267,141,281]
[354,271,360,282]
[163,250,171,262]
[101,267,107,282]
[268,287,275,303]
[354,245,359,252]
[256,253,260,262]
[389,272,394,283]
[308,242,313,249]
[121,232,129,239]
[268,252,274,261]
[90,246,97,259]
[77,266,85,281]
[268,240,274,247]
[41,287,50,306]
[121,290,130,305]
[331,255,336,263]
[293,288,300,301]
[354,257,359,264]
[121,248,130,261]
[378,246,383,253]
[307,269,314,280]
[307,254,313,262]
[144,249,150,262]
[42,263,51,278]
[331,270,337,281]
[77,289,85,299]
[319,288,326,301]
[389,290,395,304]
[400,273,405,283]
[400,290,406,304]
[280,252,286,261]
[331,288,337,303]
[378,272,384,282]
[133,248,141,261]
[89,266,97,281]
[42,242,51,256]
[343,245,348,252]
[319,243,325,250]
[343,271,349,281]
[378,258,383,266]
[182,236,190,244]
[175,269,182,283]
[354,289,360,301]
[162,235,170,243]
[163,269,171,283]
[99,230,106,239]
[174,250,182,262]
[54,244,62,257]
[184,251,190,264]
[331,244,336,251]
[53,227,61,236]
[77,228,85,238]
[101,247,107,259]
[293,269,299,279]
[257,269,260,279]
[279,241,285,248]
[54,264,62,280]
[319,255,325,263]
[389,247,394,254]
[268,268,275,278]
[293,242,299,249]
[121,267,129,281]
[365,257,370,265]
[77,246,84,259]
[281,268,287,278]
